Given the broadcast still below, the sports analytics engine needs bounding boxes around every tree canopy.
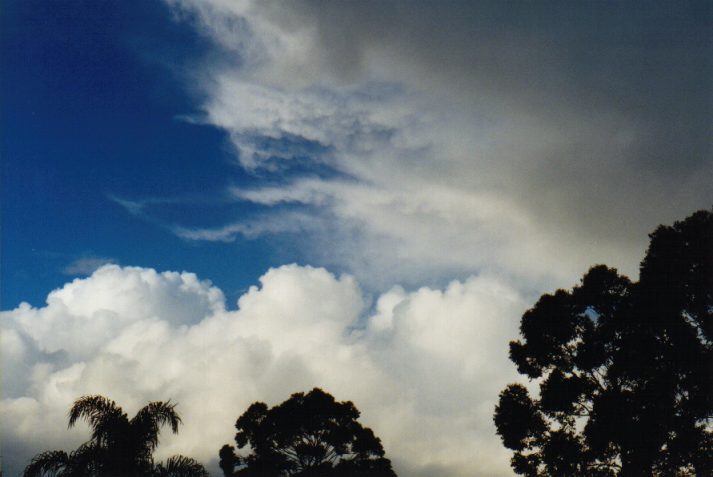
[219,388,397,477]
[494,209,713,476]
[23,395,208,477]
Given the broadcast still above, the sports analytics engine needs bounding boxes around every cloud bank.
[1,264,525,476]
[154,0,713,289]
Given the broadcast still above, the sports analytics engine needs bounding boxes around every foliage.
[23,395,208,477]
[219,388,397,477]
[494,209,713,476]
[154,456,210,477]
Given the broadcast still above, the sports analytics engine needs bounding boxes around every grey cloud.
[262,0,713,219]
[273,1,711,117]
[165,0,711,287]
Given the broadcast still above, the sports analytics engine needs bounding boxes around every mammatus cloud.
[1,264,525,477]
[154,0,712,289]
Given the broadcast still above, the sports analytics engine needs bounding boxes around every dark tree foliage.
[219,388,397,477]
[23,395,208,477]
[494,209,713,476]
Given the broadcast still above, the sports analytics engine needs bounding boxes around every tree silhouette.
[494,209,713,476]
[23,395,208,477]
[219,388,397,477]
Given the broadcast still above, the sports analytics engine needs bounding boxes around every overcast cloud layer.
[2,264,525,476]
[154,0,713,288]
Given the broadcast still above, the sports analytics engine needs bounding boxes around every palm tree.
[23,395,208,477]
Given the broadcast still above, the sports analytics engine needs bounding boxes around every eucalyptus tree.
[494,209,713,476]
[219,388,397,477]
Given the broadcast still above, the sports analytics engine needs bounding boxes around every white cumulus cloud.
[1,264,526,477]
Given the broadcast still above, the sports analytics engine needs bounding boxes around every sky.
[1,1,711,476]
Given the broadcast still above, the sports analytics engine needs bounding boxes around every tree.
[219,388,397,477]
[494,209,713,476]
[23,395,209,477]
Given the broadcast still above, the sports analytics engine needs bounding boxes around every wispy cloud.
[63,256,117,276]
[108,195,149,216]
[173,211,321,242]
[159,0,712,289]
[108,194,225,217]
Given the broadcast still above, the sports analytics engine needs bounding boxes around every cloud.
[155,0,712,290]
[63,256,118,276]
[108,195,148,216]
[1,264,525,477]
[173,210,321,242]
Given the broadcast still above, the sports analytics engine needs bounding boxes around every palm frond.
[64,441,102,476]
[68,395,129,447]
[154,455,209,477]
[31,396,197,477]
[131,401,182,452]
[23,450,70,477]
[68,395,126,430]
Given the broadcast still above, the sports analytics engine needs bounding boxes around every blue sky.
[4,1,711,309]
[2,0,280,307]
[2,2,711,476]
